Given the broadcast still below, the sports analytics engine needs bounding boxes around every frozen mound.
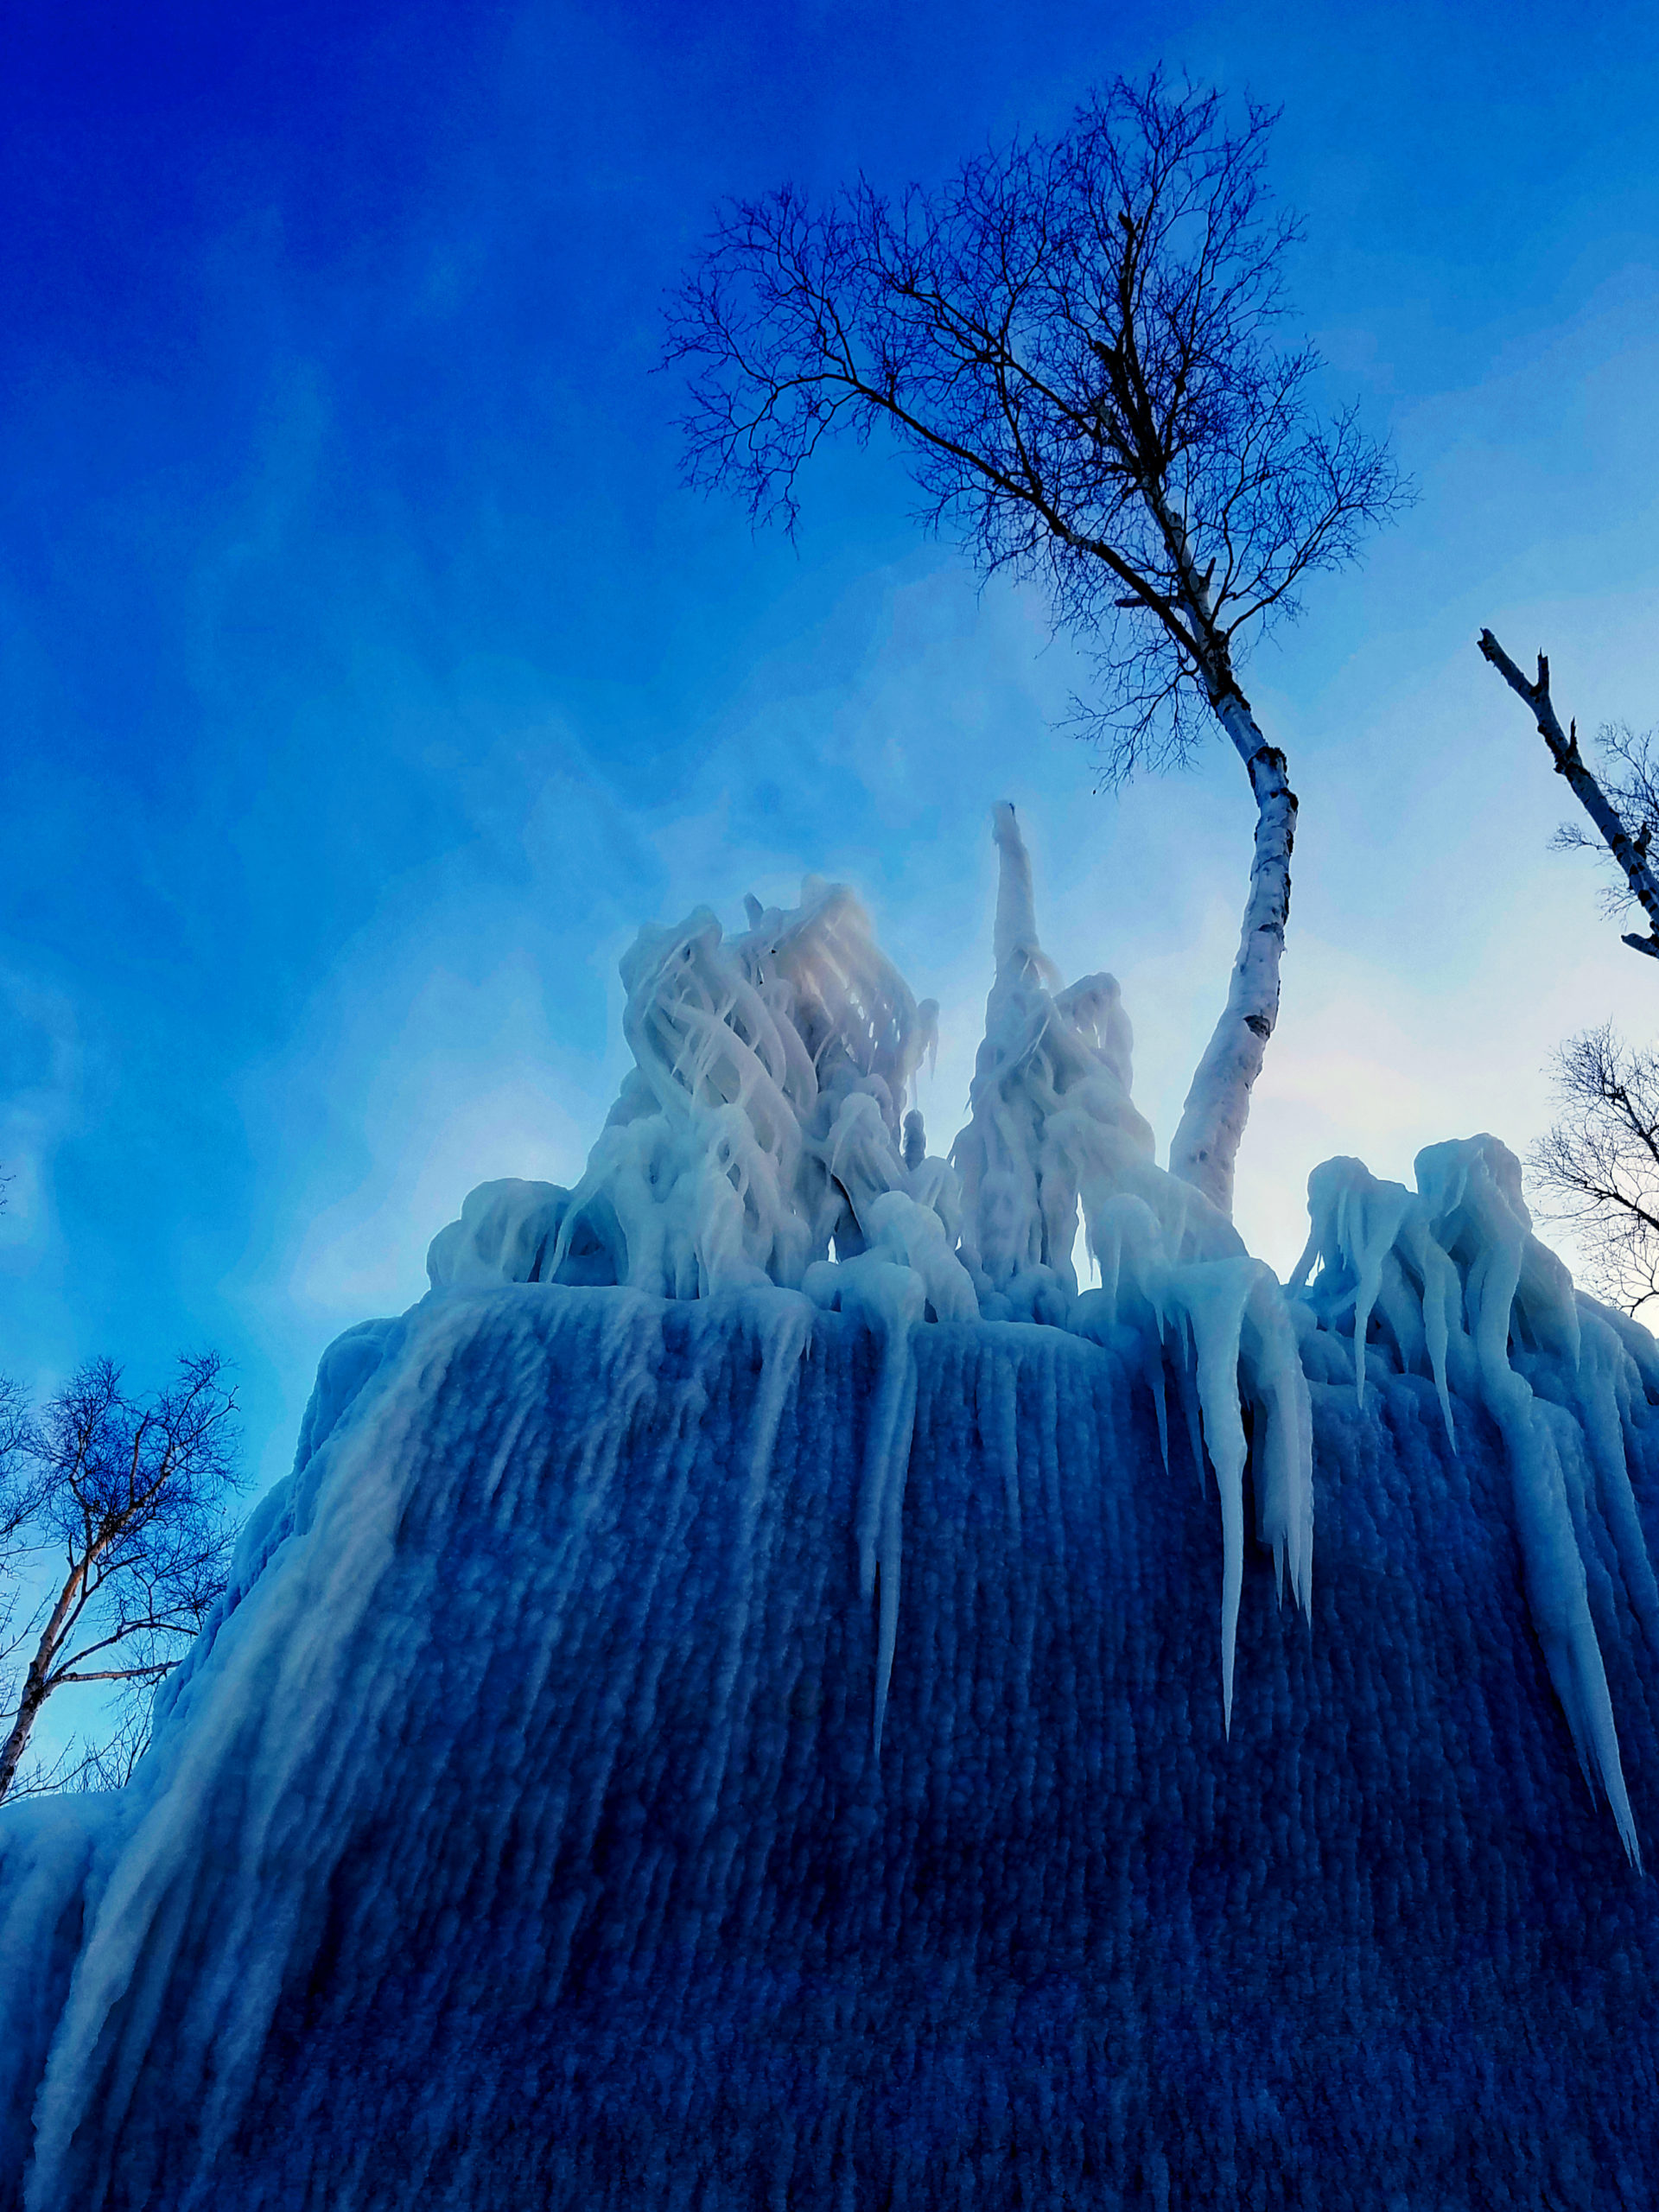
[2,1280,1658,2210]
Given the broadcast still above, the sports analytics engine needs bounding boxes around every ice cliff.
[3,814,1659,2210]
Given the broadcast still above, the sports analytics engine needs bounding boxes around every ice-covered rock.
[5,823,1659,2209]
[481,817,1314,1739]
[3,1278,1657,2210]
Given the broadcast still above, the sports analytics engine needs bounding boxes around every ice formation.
[463,810,1313,1738]
[953,804,1243,1299]
[4,811,1659,2209]
[1292,1138,1659,1866]
[952,804,1312,1726]
[2,1236,1656,2208]
[416,810,1659,1808]
[549,877,947,1300]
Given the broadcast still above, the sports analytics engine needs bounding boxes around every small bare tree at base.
[669,73,1406,1217]
[0,1352,241,1807]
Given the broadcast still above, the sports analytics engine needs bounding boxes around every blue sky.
[3,0,1658,1505]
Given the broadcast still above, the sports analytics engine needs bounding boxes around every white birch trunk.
[0,1566,79,1803]
[1167,689,1297,1218]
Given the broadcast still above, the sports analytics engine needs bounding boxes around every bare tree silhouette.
[670,73,1406,1214]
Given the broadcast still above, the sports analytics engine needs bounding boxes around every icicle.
[1500,1389,1639,1866]
[1147,1339,1172,1476]
[1418,1137,1640,1866]
[1575,1300,1659,1653]
[804,1253,925,1752]
[1170,1309,1208,1498]
[1159,1256,1313,1733]
[1165,1260,1255,1732]
[1240,1268,1315,1616]
[1402,1211,1460,1449]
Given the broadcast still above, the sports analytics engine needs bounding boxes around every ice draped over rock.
[423,810,1659,1794]
[0,1284,1650,2212]
[1292,1137,1659,1866]
[5,813,1659,2208]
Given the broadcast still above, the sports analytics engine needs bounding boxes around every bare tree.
[0,1352,241,1807]
[669,73,1406,1215]
[7,1685,158,1799]
[1529,1027,1659,1318]
[1477,632,1659,961]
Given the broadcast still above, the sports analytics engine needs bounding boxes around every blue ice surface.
[2,1279,1657,2210]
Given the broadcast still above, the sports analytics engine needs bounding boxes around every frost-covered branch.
[671,73,1406,1216]
[1478,630,1659,960]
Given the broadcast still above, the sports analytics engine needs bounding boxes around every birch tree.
[669,73,1405,1216]
[0,1352,240,1807]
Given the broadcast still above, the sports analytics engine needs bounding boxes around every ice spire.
[989,799,1053,988]
[952,803,1242,1301]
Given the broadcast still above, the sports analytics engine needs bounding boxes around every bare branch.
[2,1686,155,1802]
[1478,632,1659,958]
[669,74,1405,772]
